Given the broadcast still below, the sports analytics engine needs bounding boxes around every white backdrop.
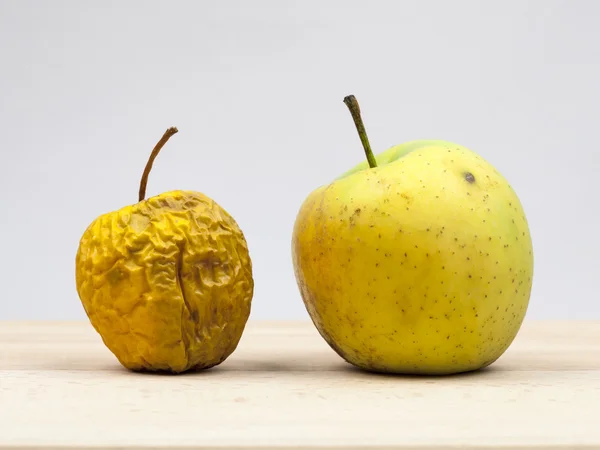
[1,0,598,320]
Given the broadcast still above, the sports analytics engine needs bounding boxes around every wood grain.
[1,320,599,449]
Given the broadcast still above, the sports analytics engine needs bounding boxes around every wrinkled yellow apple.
[76,128,253,373]
[292,96,533,375]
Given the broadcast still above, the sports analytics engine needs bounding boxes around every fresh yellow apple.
[292,95,533,375]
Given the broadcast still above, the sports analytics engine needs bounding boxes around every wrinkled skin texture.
[76,190,253,373]
[292,141,533,375]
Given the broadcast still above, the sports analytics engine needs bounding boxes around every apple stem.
[343,95,377,168]
[138,127,179,202]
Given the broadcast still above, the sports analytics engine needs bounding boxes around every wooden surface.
[1,320,599,449]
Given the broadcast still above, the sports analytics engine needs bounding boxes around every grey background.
[1,0,598,321]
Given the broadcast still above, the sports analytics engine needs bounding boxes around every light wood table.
[1,320,599,449]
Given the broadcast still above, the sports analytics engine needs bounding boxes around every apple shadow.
[339,360,500,380]
[116,356,316,377]
[116,361,236,377]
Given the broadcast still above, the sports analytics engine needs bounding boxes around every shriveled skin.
[76,190,253,373]
[292,141,533,375]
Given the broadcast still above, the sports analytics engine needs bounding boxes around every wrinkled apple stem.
[343,95,377,168]
[138,127,179,202]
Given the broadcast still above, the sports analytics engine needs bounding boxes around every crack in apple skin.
[292,141,533,375]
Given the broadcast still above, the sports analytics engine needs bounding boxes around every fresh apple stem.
[138,127,179,201]
[343,95,377,168]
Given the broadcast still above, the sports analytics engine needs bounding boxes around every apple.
[75,127,254,373]
[291,95,533,375]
